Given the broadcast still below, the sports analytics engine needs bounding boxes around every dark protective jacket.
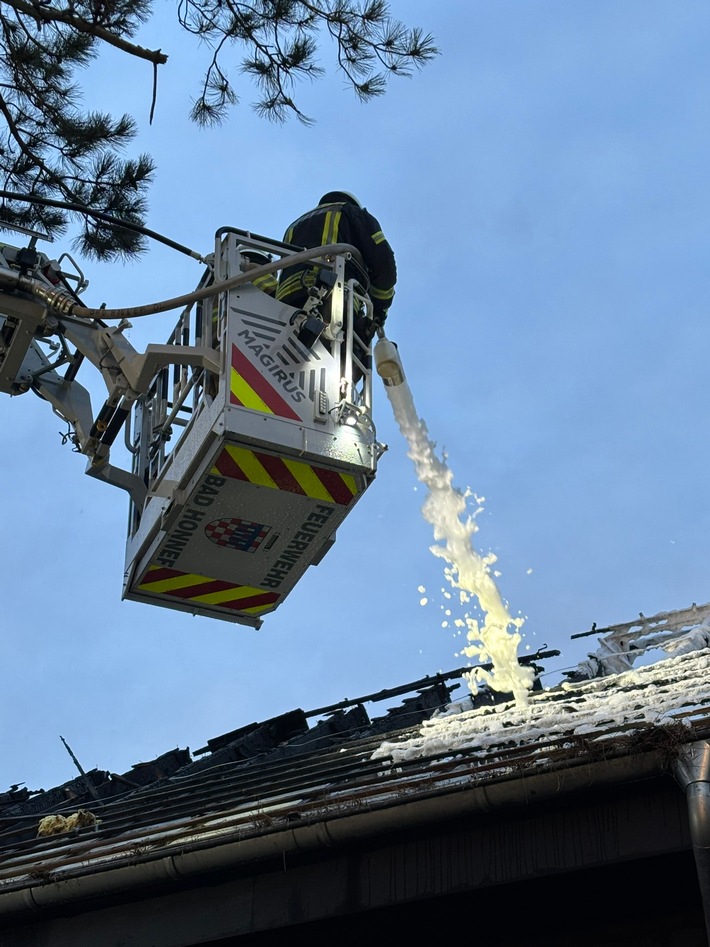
[276,194,397,329]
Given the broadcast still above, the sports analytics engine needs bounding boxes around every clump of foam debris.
[37,809,99,837]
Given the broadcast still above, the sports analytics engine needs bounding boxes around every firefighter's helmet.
[319,191,362,209]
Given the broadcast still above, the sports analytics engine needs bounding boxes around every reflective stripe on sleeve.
[369,285,395,301]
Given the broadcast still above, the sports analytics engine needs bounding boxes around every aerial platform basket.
[123,228,383,627]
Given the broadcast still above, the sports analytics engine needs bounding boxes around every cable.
[0,190,207,263]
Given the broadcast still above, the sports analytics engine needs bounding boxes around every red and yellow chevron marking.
[137,566,280,615]
[230,344,301,421]
[212,444,359,506]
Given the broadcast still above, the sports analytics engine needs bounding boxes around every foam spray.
[374,338,534,708]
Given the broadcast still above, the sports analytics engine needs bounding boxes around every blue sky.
[2,1,710,791]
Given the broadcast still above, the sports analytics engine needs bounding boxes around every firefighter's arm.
[358,211,397,323]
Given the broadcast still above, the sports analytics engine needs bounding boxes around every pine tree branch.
[1,0,168,65]
[0,90,83,204]
[0,0,437,258]
[183,0,438,124]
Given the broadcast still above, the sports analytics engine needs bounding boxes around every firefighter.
[277,191,397,343]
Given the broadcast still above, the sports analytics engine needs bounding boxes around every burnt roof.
[0,604,709,931]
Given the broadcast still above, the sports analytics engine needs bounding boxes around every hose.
[0,243,361,322]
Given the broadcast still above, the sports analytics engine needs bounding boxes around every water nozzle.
[374,337,405,387]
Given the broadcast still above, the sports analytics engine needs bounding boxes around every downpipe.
[674,739,710,941]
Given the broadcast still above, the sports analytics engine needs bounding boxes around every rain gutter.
[0,748,672,918]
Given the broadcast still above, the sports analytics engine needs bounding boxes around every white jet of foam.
[384,375,534,708]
